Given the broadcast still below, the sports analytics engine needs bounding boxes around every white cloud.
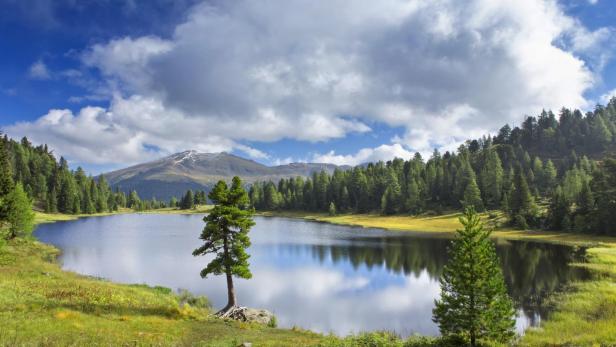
[235,144,269,160]
[9,0,615,166]
[600,88,616,104]
[82,36,174,93]
[312,143,414,166]
[28,60,51,80]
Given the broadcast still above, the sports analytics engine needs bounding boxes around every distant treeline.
[0,136,168,214]
[248,98,616,235]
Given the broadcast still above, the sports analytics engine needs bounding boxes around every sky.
[1,0,616,174]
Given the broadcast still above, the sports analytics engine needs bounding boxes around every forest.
[0,135,165,214]
[249,98,616,235]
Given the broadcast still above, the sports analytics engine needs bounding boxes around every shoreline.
[21,209,616,345]
[257,210,616,247]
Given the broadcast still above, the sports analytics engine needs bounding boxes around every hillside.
[103,151,348,200]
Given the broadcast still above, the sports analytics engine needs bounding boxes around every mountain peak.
[104,151,347,200]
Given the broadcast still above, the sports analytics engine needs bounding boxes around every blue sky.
[1,0,615,174]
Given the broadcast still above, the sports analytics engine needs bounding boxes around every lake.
[34,214,589,337]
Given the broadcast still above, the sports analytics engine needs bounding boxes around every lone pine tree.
[193,176,255,315]
[433,208,515,346]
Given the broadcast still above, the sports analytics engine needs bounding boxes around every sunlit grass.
[138,205,213,215]
[33,205,212,225]
[522,244,616,346]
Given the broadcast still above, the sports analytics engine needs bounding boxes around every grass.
[520,244,616,346]
[261,210,616,246]
[139,205,213,215]
[33,205,213,225]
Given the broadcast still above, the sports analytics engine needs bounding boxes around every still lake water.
[34,214,588,337]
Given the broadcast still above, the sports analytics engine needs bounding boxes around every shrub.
[177,289,211,309]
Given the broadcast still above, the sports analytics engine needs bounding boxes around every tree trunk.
[225,268,237,308]
[217,235,237,316]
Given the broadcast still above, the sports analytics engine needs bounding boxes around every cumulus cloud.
[28,60,51,80]
[312,143,415,166]
[600,88,616,104]
[9,0,615,166]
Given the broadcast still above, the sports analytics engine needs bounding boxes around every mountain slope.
[104,151,347,200]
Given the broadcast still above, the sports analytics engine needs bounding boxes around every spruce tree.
[543,159,557,192]
[193,177,254,315]
[181,190,195,209]
[577,181,594,215]
[128,190,141,209]
[4,183,35,239]
[0,136,14,197]
[0,136,14,221]
[480,148,503,208]
[510,167,536,227]
[433,208,515,346]
[462,178,484,212]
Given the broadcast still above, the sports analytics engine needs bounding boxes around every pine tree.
[543,159,558,192]
[433,208,515,346]
[510,167,536,227]
[381,172,401,215]
[577,180,594,215]
[193,177,254,315]
[547,186,570,230]
[0,136,14,198]
[405,178,420,213]
[128,190,141,209]
[169,196,178,208]
[0,136,15,221]
[480,148,503,208]
[462,178,484,211]
[4,183,35,239]
[180,190,195,210]
[328,201,337,216]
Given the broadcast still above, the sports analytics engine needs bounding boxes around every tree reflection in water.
[307,234,589,325]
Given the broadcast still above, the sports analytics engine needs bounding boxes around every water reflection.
[34,214,588,337]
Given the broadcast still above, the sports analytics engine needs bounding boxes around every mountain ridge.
[103,150,350,200]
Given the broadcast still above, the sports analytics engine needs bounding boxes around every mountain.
[103,151,348,200]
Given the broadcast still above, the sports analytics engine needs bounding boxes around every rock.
[217,306,275,325]
[236,343,252,347]
[243,308,275,325]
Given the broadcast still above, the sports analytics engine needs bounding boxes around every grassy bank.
[33,205,213,225]
[260,210,616,245]
[260,210,616,346]
[1,212,326,346]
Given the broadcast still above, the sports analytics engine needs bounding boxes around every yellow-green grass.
[33,208,130,224]
[260,210,616,246]
[138,205,213,215]
[521,244,616,346]
[33,205,212,225]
